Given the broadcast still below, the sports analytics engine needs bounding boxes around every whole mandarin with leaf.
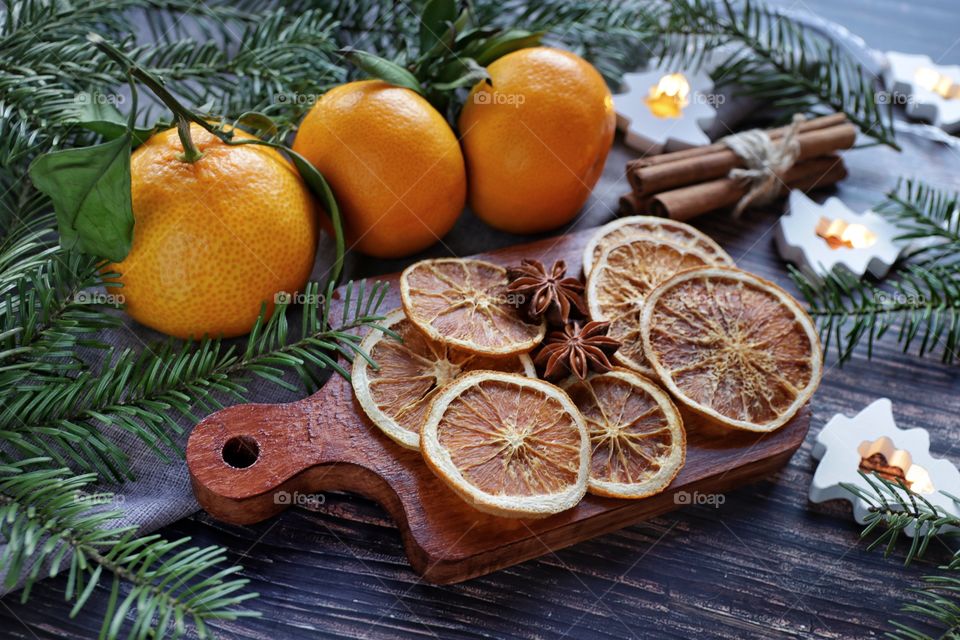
[106,123,317,339]
[292,80,466,258]
[459,47,616,234]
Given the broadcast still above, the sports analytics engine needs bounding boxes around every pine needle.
[792,179,960,364]
[0,458,260,639]
[844,473,960,639]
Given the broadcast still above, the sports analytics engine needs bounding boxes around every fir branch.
[0,174,124,373]
[0,0,135,153]
[483,0,665,83]
[893,574,960,640]
[134,8,345,132]
[792,264,960,364]
[0,250,120,387]
[0,179,122,387]
[843,472,959,565]
[792,178,960,364]
[0,109,46,169]
[304,0,417,61]
[0,280,390,482]
[877,178,960,267]
[0,1,344,155]
[0,175,60,284]
[135,0,284,41]
[659,0,897,148]
[844,473,960,640]
[0,458,258,639]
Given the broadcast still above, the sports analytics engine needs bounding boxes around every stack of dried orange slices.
[353,258,592,518]
[350,217,823,519]
[584,216,823,433]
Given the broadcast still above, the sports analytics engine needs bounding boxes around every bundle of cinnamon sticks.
[619,113,856,221]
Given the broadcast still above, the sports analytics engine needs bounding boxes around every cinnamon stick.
[649,155,847,221]
[628,123,857,197]
[618,192,645,216]
[629,113,849,169]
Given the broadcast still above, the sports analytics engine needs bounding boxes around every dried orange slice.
[421,371,589,518]
[640,267,823,432]
[582,215,735,276]
[586,237,712,374]
[400,258,546,356]
[352,309,536,450]
[562,369,685,499]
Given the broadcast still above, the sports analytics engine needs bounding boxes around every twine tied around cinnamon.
[723,113,806,217]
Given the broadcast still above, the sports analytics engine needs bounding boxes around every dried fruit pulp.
[641,267,822,432]
[587,238,711,374]
[352,309,534,449]
[582,215,734,276]
[563,369,685,499]
[401,258,545,356]
[421,371,589,518]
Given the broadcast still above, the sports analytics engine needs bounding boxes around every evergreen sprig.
[844,473,960,639]
[844,472,958,565]
[0,458,259,639]
[483,0,665,83]
[793,264,960,364]
[659,0,897,148]
[791,179,960,364]
[135,8,345,133]
[1,280,390,483]
[0,0,343,158]
[0,251,119,386]
[877,178,960,267]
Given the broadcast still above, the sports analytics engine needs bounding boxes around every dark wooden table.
[4,7,960,640]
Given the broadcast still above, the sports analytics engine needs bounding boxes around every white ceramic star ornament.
[613,67,717,155]
[774,191,907,279]
[810,398,960,537]
[884,51,960,133]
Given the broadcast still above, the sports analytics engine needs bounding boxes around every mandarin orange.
[459,47,615,234]
[293,80,466,258]
[107,124,317,339]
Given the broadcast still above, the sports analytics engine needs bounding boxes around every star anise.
[534,320,620,381]
[507,259,587,326]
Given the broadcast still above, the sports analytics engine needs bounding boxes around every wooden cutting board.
[186,227,811,584]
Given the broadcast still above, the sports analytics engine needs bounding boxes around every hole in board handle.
[222,435,260,469]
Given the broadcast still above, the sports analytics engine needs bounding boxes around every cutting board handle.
[186,378,403,525]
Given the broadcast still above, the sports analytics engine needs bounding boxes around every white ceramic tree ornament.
[613,67,717,155]
[774,191,906,279]
[810,398,960,537]
[884,51,960,133]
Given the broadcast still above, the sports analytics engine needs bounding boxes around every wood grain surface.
[186,229,812,584]
[4,8,960,635]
